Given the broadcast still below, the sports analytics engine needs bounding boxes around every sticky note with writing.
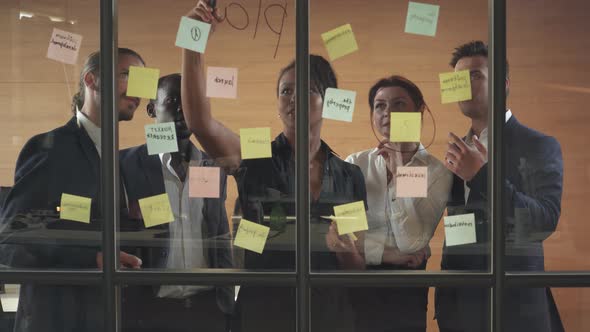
[206,67,238,99]
[189,166,221,198]
[145,122,179,155]
[404,2,440,37]
[138,193,175,228]
[396,166,427,197]
[47,28,83,65]
[60,193,92,223]
[234,219,270,254]
[444,213,476,246]
[127,66,160,99]
[321,24,358,61]
[439,70,472,104]
[240,127,272,160]
[322,88,356,122]
[390,112,421,142]
[175,16,212,53]
[333,201,368,236]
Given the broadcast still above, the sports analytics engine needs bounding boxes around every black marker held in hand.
[209,0,216,9]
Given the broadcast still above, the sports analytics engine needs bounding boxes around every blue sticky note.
[145,122,179,155]
[175,16,212,53]
[405,2,440,37]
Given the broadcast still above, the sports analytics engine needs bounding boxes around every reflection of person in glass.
[120,74,234,331]
[345,76,452,332]
[180,2,367,331]
[0,49,145,332]
[436,41,565,332]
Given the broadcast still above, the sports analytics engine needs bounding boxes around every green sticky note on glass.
[175,16,212,53]
[145,122,179,155]
[322,88,356,122]
[138,193,175,228]
[405,2,440,37]
[321,23,358,61]
[333,201,368,236]
[390,112,421,142]
[439,70,472,104]
[60,193,92,223]
[127,66,159,99]
[234,219,270,254]
[240,127,272,160]
[444,213,476,246]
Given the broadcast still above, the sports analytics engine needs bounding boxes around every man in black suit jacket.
[0,49,145,332]
[436,41,564,332]
[120,73,234,332]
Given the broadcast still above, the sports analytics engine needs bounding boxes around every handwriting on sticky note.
[321,24,358,61]
[206,67,238,99]
[396,166,427,197]
[333,201,368,236]
[175,16,212,53]
[390,112,421,142]
[60,193,92,223]
[439,70,472,104]
[444,213,476,246]
[234,219,270,254]
[189,166,221,198]
[145,122,179,155]
[322,88,356,122]
[240,127,272,160]
[127,66,160,99]
[405,2,440,37]
[138,193,174,228]
[47,28,83,65]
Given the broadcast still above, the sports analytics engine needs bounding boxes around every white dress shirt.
[76,110,101,156]
[346,145,453,265]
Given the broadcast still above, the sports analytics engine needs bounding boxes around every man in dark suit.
[436,41,565,332]
[0,48,145,332]
[120,73,234,332]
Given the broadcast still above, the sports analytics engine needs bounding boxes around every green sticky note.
[405,2,440,37]
[234,219,270,254]
[127,66,159,99]
[321,24,358,61]
[145,122,179,155]
[138,193,175,228]
[333,201,368,236]
[322,88,356,122]
[175,16,212,53]
[60,193,92,223]
[390,112,421,142]
[439,70,472,104]
[240,127,272,160]
[444,213,476,246]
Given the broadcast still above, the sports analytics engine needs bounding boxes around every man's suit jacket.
[120,143,234,315]
[436,115,564,332]
[0,117,104,332]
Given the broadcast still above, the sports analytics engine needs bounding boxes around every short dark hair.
[450,40,509,78]
[276,54,338,100]
[368,75,425,113]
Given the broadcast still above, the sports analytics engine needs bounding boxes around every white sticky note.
[322,88,356,122]
[175,16,212,53]
[145,122,179,155]
[396,166,427,198]
[47,28,83,64]
[444,213,477,246]
[206,67,238,99]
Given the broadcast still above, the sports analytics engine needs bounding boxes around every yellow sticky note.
[240,127,272,160]
[127,66,160,99]
[439,70,472,104]
[138,193,174,228]
[333,201,368,236]
[60,193,92,223]
[234,219,270,254]
[390,112,421,142]
[321,24,358,61]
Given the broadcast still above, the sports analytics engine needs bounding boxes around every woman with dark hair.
[345,76,452,332]
[180,2,367,331]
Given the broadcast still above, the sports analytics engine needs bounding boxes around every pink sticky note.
[46,28,83,65]
[396,166,428,198]
[189,166,221,198]
[206,67,238,99]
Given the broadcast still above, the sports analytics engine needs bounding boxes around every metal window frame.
[1,1,590,332]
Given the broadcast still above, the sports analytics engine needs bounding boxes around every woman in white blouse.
[346,76,452,332]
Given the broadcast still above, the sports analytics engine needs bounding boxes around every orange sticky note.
[396,166,427,197]
[234,219,270,254]
[333,201,368,235]
[189,166,221,198]
[60,193,92,223]
[206,67,238,99]
[127,66,160,99]
[240,127,272,160]
[138,193,174,228]
[47,28,83,65]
